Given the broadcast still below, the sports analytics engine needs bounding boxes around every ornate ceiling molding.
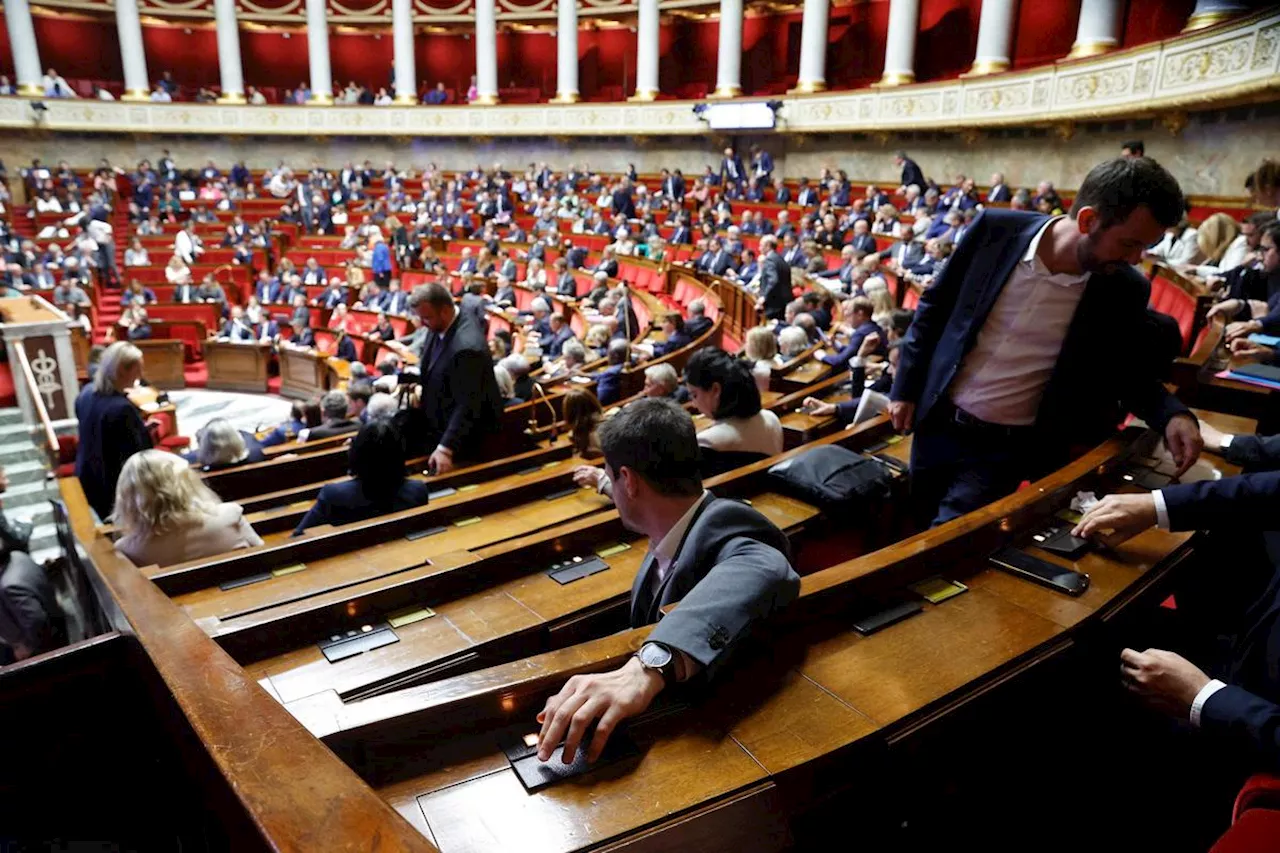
[1,8,1276,137]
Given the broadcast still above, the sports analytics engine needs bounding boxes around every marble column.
[214,0,246,103]
[712,0,744,98]
[305,0,333,104]
[3,0,43,97]
[1184,0,1249,32]
[552,0,579,103]
[475,0,500,104]
[1068,0,1121,59]
[792,0,829,93]
[392,0,417,103]
[631,0,660,101]
[879,0,920,86]
[115,0,151,100]
[968,0,1017,76]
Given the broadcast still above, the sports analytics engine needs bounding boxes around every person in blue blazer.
[889,157,1203,526]
[334,329,359,362]
[371,236,393,287]
[652,312,691,357]
[817,296,886,374]
[253,271,280,305]
[592,338,630,405]
[292,420,431,536]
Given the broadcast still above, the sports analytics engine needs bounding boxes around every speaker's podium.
[205,339,271,393]
[279,345,333,399]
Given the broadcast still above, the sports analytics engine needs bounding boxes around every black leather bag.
[767,445,892,511]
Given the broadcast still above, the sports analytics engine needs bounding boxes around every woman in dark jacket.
[74,341,153,519]
[292,420,430,536]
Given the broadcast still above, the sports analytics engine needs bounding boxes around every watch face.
[639,643,672,669]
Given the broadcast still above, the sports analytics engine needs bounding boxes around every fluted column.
[552,0,579,103]
[4,0,42,96]
[305,0,333,104]
[631,0,660,101]
[214,0,246,103]
[879,0,919,86]
[968,0,1017,76]
[1068,0,1120,59]
[475,0,500,104]
[1184,0,1248,31]
[392,0,417,103]
[115,0,151,100]
[791,0,829,93]
[712,0,743,98]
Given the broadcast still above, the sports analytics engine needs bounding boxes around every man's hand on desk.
[1227,320,1263,340]
[1119,648,1211,719]
[1163,414,1203,479]
[536,656,664,765]
[1071,493,1157,541]
[1229,338,1275,361]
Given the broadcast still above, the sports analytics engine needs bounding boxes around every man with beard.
[888,157,1203,526]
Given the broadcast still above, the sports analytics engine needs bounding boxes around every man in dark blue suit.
[895,150,926,193]
[253,271,281,304]
[612,180,636,220]
[592,338,630,405]
[719,148,745,189]
[750,145,773,182]
[652,312,691,357]
[889,157,1203,526]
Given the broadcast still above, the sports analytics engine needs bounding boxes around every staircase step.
[2,479,57,509]
[0,443,44,465]
[0,409,23,427]
[28,522,57,553]
[4,459,48,486]
[0,422,32,440]
[29,544,63,566]
[7,503,53,528]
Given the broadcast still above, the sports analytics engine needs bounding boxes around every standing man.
[889,157,1203,526]
[719,147,745,191]
[756,235,792,321]
[408,283,503,475]
[894,150,926,194]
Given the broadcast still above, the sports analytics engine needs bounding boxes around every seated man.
[592,338,630,406]
[650,312,691,357]
[302,390,361,442]
[684,299,713,340]
[220,306,256,342]
[536,398,800,765]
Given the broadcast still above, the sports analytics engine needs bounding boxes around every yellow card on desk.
[595,542,631,558]
[909,577,968,604]
[387,607,436,628]
[453,516,482,527]
[271,563,307,578]
[457,484,479,492]
[885,435,904,445]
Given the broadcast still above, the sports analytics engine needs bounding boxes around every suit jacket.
[653,329,692,357]
[760,253,792,321]
[880,240,925,269]
[556,272,578,297]
[0,551,66,656]
[612,189,636,220]
[293,478,431,536]
[306,418,360,442]
[891,209,1189,472]
[545,325,574,358]
[335,335,358,362]
[708,250,733,277]
[1224,435,1280,472]
[116,502,262,568]
[720,157,746,185]
[172,283,198,303]
[593,364,624,405]
[686,316,714,339]
[419,310,503,457]
[372,243,392,275]
[255,280,281,303]
[850,233,877,255]
[987,184,1011,203]
[820,319,886,370]
[900,158,926,191]
[74,390,153,519]
[631,496,799,675]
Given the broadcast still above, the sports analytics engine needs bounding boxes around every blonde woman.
[744,325,779,390]
[113,450,262,567]
[1188,213,1240,273]
[164,254,191,285]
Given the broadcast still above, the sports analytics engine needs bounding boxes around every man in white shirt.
[173,222,202,264]
[42,69,72,98]
[1192,210,1271,279]
[889,157,1203,526]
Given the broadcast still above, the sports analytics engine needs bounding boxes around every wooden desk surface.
[0,296,65,325]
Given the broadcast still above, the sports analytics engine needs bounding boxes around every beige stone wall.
[1,108,1272,197]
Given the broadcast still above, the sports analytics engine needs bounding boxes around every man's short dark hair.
[1070,157,1185,230]
[684,347,761,420]
[1121,140,1145,156]
[597,397,702,497]
[347,382,373,405]
[321,390,349,421]
[408,282,452,309]
[890,309,914,337]
[896,150,909,160]
[1246,210,1276,230]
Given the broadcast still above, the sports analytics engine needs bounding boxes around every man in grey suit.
[756,234,793,321]
[536,398,799,765]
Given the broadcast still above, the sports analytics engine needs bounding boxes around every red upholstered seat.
[1235,773,1280,821]
[903,287,920,311]
[1149,272,1196,352]
[1212,808,1280,853]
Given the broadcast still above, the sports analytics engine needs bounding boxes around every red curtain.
[330,31,395,93]
[141,24,220,87]
[1010,0,1078,69]
[827,0,891,90]
[240,29,311,91]
[1123,0,1197,47]
[914,0,981,82]
[416,32,475,97]
[33,15,124,81]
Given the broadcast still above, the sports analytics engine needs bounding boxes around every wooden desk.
[279,346,331,400]
[127,385,178,439]
[134,339,187,390]
[205,340,271,393]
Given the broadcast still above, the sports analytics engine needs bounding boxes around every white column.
[631,0,659,101]
[305,0,333,104]
[792,0,829,93]
[392,0,417,103]
[4,0,43,97]
[475,0,499,104]
[115,0,151,100]
[214,0,246,102]
[968,0,1017,76]
[552,0,579,103]
[712,0,743,98]
[879,0,919,86]
[1068,0,1120,59]
[1184,0,1248,32]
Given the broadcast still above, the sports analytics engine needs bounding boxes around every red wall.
[0,0,1217,101]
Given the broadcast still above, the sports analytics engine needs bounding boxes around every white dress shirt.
[950,216,1089,425]
[648,490,712,597]
[1148,227,1200,266]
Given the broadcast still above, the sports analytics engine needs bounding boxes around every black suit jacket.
[686,316,714,339]
[306,418,360,442]
[900,158,926,190]
[293,478,431,536]
[632,496,799,676]
[760,253,792,321]
[75,390,153,519]
[850,233,877,255]
[892,209,1189,473]
[987,184,1011,203]
[419,310,503,458]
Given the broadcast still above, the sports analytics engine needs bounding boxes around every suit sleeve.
[1161,470,1280,532]
[440,348,494,452]
[820,329,865,368]
[1225,434,1280,471]
[648,536,799,678]
[1200,685,1280,769]
[292,491,331,536]
[1115,285,1192,433]
[890,214,987,404]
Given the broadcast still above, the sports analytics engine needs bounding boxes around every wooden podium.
[0,296,81,433]
[278,346,331,399]
[205,340,271,393]
[134,339,186,389]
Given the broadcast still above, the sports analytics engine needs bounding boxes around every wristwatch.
[635,642,678,685]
